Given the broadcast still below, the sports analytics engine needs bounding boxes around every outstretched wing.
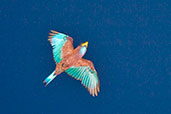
[48,30,74,63]
[65,59,100,96]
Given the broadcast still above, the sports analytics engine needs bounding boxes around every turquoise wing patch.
[49,32,68,63]
[65,66,100,96]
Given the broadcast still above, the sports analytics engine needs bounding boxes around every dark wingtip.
[43,81,48,87]
[50,30,59,34]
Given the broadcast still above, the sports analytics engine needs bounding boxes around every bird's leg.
[55,64,62,75]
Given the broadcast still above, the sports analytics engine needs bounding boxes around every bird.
[43,30,100,96]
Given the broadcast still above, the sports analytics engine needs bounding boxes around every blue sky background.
[0,0,170,114]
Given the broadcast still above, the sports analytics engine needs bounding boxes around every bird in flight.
[43,30,100,96]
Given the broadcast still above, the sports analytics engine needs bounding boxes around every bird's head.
[80,41,88,56]
[81,41,88,48]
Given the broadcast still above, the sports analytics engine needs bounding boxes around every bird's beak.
[81,41,88,47]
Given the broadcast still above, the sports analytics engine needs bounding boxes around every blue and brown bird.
[43,30,100,96]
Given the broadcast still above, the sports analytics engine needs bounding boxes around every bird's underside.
[43,30,100,96]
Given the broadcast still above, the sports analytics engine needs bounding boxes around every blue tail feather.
[43,70,57,86]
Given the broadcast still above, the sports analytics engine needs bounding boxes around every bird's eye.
[61,63,65,67]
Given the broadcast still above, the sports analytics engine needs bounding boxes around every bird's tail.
[43,70,61,86]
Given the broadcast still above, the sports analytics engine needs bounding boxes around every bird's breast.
[60,51,82,70]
